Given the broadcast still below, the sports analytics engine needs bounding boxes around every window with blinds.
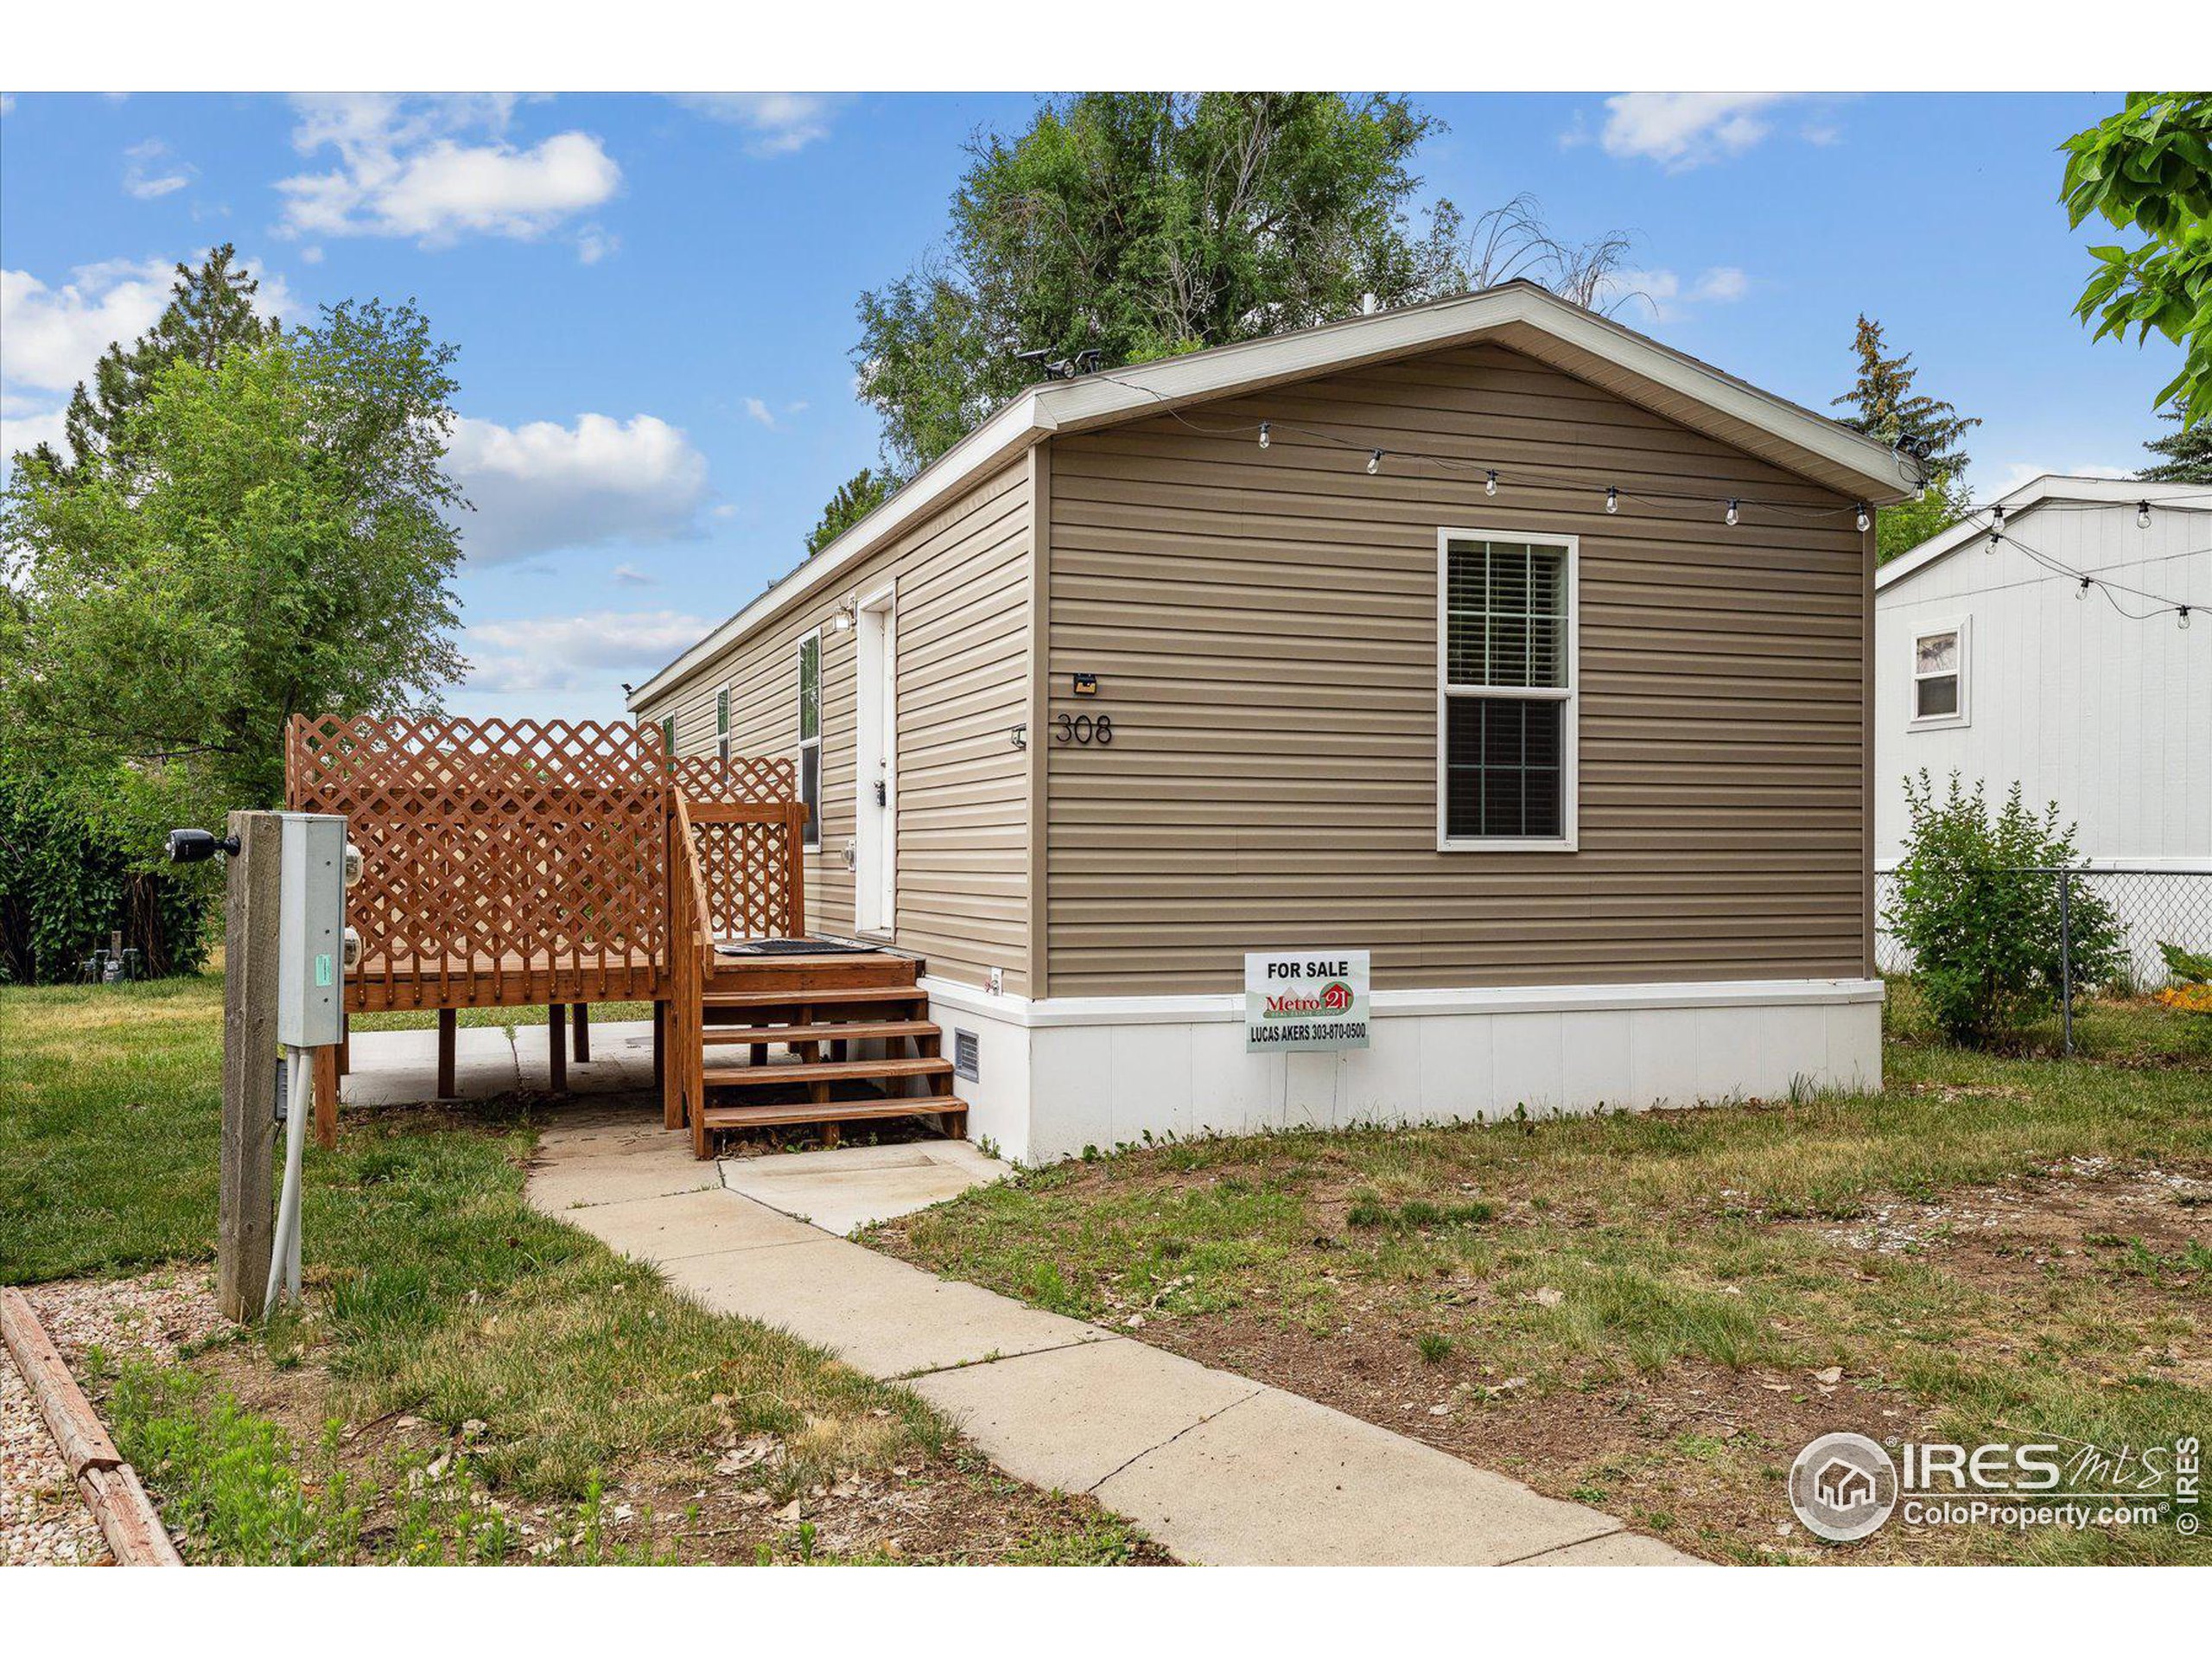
[715,689,731,764]
[1440,534,1576,847]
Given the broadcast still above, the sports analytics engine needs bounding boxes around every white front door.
[854,585,897,934]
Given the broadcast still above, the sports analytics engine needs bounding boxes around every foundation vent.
[952,1027,980,1083]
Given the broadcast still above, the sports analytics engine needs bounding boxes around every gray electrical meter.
[276,812,349,1047]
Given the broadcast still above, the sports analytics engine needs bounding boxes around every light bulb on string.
[1367,449,1382,475]
[2078,577,2091,601]
[1605,486,1618,515]
[1485,470,1498,497]
[1724,499,1738,527]
[2138,500,2152,529]
[2183,607,2194,632]
[1855,503,1871,533]
[1258,422,1270,450]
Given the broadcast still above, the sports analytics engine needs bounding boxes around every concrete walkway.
[343,1018,659,1107]
[524,1110,1695,1567]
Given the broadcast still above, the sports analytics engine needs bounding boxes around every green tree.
[36,244,278,484]
[2061,92,2212,427]
[853,92,1464,475]
[2139,396,2212,481]
[0,298,467,830]
[806,467,895,554]
[1832,315,1980,562]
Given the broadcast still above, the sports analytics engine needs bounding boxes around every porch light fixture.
[830,597,856,633]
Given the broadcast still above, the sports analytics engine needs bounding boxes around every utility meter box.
[276,812,348,1048]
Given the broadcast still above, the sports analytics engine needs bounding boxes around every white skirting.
[921,976,1885,1166]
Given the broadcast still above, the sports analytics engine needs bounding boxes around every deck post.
[572,1002,590,1063]
[547,1003,568,1091]
[313,1047,340,1150]
[652,1002,665,1092]
[218,810,282,1324]
[436,1007,457,1098]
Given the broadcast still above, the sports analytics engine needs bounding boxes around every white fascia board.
[627,391,1045,709]
[1875,474,2202,594]
[923,973,1884,1031]
[1039,284,1917,505]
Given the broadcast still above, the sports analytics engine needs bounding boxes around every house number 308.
[1053,713,1113,746]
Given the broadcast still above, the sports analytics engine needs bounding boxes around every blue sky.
[1,91,2183,721]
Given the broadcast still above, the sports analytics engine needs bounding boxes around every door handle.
[874,779,887,807]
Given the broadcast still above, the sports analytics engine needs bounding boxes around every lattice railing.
[685,802,808,942]
[286,715,804,1008]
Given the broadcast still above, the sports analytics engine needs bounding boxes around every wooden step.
[702,1056,952,1089]
[702,1096,969,1131]
[701,1019,938,1046]
[702,985,925,1009]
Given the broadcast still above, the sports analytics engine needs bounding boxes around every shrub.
[1887,771,2123,1045]
[2154,942,2212,1020]
[0,766,213,983]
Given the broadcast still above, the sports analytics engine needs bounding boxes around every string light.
[2078,577,2091,601]
[2138,499,2152,529]
[1855,503,1871,533]
[1725,499,1739,527]
[1605,486,1618,515]
[1257,422,1269,449]
[1367,449,1382,475]
[1485,469,1498,497]
[2183,607,2194,631]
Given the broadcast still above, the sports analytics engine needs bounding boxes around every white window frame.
[796,626,823,852]
[1435,527,1580,853]
[1908,615,1970,731]
[715,689,730,764]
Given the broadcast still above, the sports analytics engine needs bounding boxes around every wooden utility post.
[216,810,282,1323]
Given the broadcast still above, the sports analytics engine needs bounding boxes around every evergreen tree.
[45,244,276,482]
[2139,397,2212,483]
[1833,315,1982,562]
[806,467,895,554]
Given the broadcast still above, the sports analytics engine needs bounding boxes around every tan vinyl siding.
[640,461,1033,993]
[1043,341,1871,996]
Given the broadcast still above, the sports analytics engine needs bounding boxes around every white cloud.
[610,563,654,587]
[1591,93,1793,171]
[576,225,619,264]
[1,395,67,467]
[124,138,194,200]
[448,412,710,563]
[1599,264,1752,323]
[742,397,778,429]
[671,93,843,156]
[462,608,714,694]
[276,94,620,246]
[1,258,173,391]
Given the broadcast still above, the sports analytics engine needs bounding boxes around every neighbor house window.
[715,690,731,763]
[797,630,822,850]
[1910,621,1968,728]
[1438,531,1577,849]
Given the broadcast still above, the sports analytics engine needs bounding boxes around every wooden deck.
[289,713,965,1157]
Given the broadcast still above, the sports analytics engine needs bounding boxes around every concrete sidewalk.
[524,1112,1695,1567]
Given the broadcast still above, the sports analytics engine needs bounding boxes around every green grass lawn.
[0,976,1151,1565]
[870,994,2212,1566]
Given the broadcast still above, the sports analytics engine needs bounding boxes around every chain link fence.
[1877,865,2212,989]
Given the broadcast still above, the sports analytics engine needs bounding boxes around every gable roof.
[630,281,1926,709]
[1876,474,2202,593]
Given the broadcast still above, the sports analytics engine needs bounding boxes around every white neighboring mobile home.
[1874,474,2211,976]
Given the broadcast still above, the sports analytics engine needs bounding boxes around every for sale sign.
[1244,950,1370,1052]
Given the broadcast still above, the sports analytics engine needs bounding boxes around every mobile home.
[632,282,1922,1162]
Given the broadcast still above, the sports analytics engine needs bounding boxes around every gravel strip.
[0,1268,225,1567]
